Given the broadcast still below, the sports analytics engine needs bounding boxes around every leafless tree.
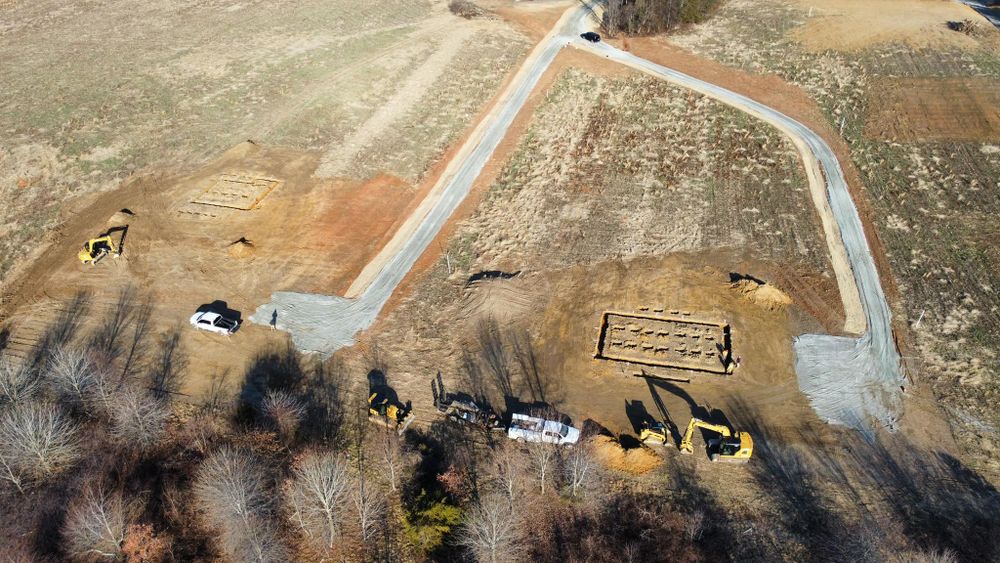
[896,549,960,563]
[0,402,79,490]
[351,473,385,543]
[379,426,404,493]
[459,493,523,563]
[194,447,286,562]
[685,509,706,542]
[0,358,39,405]
[46,347,96,406]
[563,443,596,498]
[284,450,351,551]
[85,365,123,420]
[63,487,134,561]
[109,386,169,450]
[261,390,305,444]
[489,442,526,504]
[527,441,556,495]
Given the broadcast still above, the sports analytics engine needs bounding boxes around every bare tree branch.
[0,358,39,406]
[63,487,134,561]
[109,386,170,450]
[351,472,385,544]
[489,442,526,505]
[284,450,351,551]
[526,442,556,496]
[459,493,523,563]
[0,401,80,488]
[261,390,305,444]
[194,447,286,562]
[562,443,596,498]
[46,347,96,406]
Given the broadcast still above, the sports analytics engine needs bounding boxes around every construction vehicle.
[639,420,668,445]
[368,390,415,435]
[437,395,504,431]
[78,235,119,264]
[508,413,580,446]
[679,417,753,462]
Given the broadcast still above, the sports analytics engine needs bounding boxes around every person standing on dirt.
[270,309,278,330]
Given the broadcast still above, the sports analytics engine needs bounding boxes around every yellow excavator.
[78,235,119,264]
[368,390,415,435]
[679,417,753,462]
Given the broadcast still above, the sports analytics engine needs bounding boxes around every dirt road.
[252,3,903,433]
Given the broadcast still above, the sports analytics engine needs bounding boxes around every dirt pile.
[106,209,134,227]
[227,237,257,259]
[732,279,792,310]
[458,273,534,324]
[592,435,663,475]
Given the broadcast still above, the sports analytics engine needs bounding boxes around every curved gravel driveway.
[252,4,903,434]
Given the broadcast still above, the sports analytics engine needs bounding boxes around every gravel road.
[252,3,903,433]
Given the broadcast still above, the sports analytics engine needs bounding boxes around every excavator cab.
[712,431,753,462]
[79,235,117,264]
[680,417,753,463]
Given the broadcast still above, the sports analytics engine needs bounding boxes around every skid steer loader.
[368,390,415,435]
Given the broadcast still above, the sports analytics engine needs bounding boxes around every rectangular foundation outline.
[192,173,281,210]
[594,310,732,375]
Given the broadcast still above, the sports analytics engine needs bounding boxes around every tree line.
[601,0,720,37]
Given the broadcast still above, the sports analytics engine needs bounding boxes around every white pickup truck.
[507,413,580,446]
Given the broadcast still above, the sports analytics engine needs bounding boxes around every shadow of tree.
[31,291,91,368]
[727,395,1000,560]
[459,318,564,420]
[148,327,187,401]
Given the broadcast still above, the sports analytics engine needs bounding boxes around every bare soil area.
[790,0,1000,52]
[865,77,1000,142]
[340,64,846,448]
[0,142,430,396]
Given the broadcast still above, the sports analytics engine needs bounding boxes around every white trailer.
[507,413,580,445]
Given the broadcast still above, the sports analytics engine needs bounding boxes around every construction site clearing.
[0,0,976,490]
[0,141,432,397]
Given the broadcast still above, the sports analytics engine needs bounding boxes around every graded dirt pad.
[865,77,1000,142]
[363,249,834,447]
[0,0,529,292]
[591,435,663,475]
[0,142,425,397]
[790,0,1000,52]
[458,275,537,327]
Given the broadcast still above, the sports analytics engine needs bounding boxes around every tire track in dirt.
[315,25,477,178]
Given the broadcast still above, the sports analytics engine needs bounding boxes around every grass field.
[452,69,831,278]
